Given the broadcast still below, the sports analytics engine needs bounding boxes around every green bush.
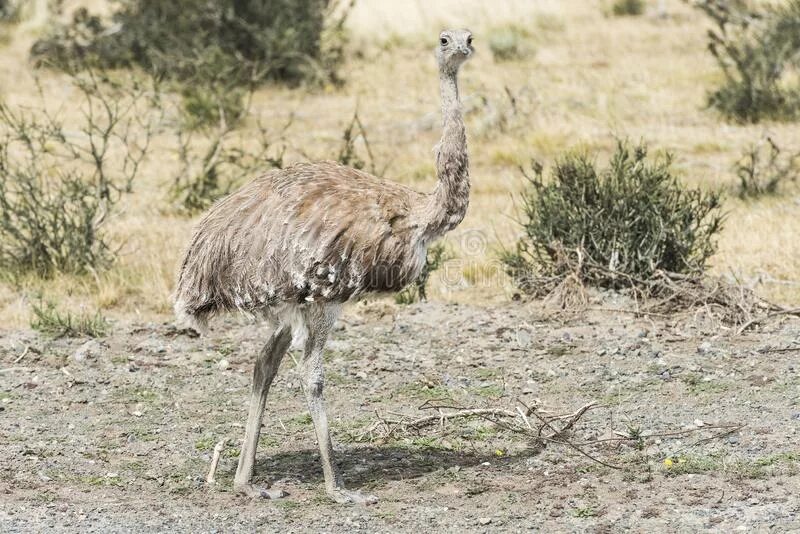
[487,25,534,62]
[695,0,800,123]
[30,299,109,338]
[0,74,154,278]
[502,142,724,295]
[612,0,645,16]
[30,0,350,88]
[0,0,18,22]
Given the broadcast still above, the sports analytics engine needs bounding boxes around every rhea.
[174,29,473,504]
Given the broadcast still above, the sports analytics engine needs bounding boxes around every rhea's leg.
[302,305,377,505]
[233,325,292,498]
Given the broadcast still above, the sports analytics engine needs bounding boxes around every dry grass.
[1,0,799,326]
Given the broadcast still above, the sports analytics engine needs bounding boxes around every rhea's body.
[172,29,473,504]
[174,161,443,330]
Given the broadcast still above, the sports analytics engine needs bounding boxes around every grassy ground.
[1,0,800,326]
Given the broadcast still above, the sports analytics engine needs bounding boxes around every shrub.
[180,85,248,131]
[502,142,724,295]
[612,0,645,16]
[0,74,154,278]
[395,243,452,305]
[695,0,800,123]
[30,299,109,338]
[735,137,800,199]
[487,25,534,62]
[170,116,289,215]
[30,0,351,88]
[337,110,383,176]
[0,0,18,22]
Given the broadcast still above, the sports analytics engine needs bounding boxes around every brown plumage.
[173,29,474,504]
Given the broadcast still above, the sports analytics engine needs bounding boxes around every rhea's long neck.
[423,67,470,238]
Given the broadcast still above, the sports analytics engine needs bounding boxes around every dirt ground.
[1,300,799,533]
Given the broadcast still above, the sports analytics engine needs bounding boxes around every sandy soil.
[1,301,799,532]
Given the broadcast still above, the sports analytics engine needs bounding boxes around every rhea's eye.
[467,36,473,46]
[440,37,448,46]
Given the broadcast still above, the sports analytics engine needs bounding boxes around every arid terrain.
[2,0,800,532]
[2,301,800,532]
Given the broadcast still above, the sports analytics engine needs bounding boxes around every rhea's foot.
[328,488,378,505]
[234,483,288,499]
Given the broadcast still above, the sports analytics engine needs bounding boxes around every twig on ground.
[12,346,29,364]
[0,367,32,373]
[356,398,745,472]
[735,308,800,335]
[206,439,226,486]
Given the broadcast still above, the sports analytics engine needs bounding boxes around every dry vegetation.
[0,0,799,322]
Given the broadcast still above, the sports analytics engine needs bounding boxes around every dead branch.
[355,398,745,472]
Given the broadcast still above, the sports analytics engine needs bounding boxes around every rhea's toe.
[329,488,379,505]
[235,483,288,499]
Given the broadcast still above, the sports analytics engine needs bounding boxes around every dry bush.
[170,116,290,216]
[0,74,156,278]
[734,137,800,199]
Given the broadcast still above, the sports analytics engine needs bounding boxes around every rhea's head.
[436,29,474,74]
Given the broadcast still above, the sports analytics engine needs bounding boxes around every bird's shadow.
[247,445,537,487]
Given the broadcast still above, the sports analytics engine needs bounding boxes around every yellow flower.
[663,458,674,468]
[494,449,505,457]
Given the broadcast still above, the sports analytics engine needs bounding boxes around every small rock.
[478,517,492,525]
[217,359,230,370]
[697,342,712,354]
[516,330,532,349]
[73,340,101,362]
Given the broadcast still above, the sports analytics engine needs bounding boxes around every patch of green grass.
[117,387,158,403]
[194,437,214,451]
[662,454,719,476]
[472,425,498,442]
[289,413,312,426]
[30,299,109,338]
[681,373,730,394]
[546,344,573,358]
[326,370,351,386]
[472,384,504,398]
[214,342,235,358]
[398,381,453,401]
[258,435,279,448]
[223,446,240,459]
[662,452,799,479]
[573,506,599,518]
